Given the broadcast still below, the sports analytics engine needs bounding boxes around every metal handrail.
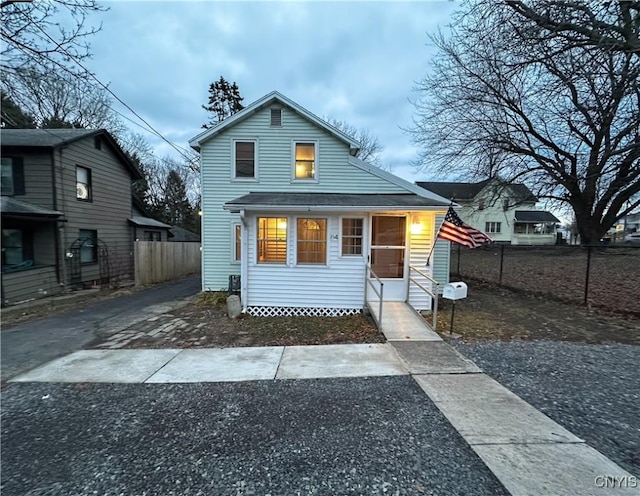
[409,265,439,332]
[365,264,384,330]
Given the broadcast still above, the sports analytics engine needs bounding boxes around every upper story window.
[297,218,327,265]
[76,166,92,201]
[341,218,364,256]
[478,199,485,210]
[257,217,287,264]
[233,140,257,179]
[1,157,24,196]
[293,142,317,181]
[270,108,282,127]
[502,198,510,211]
[94,136,102,150]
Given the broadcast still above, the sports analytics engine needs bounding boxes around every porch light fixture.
[411,222,423,235]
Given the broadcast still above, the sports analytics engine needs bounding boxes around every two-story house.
[189,91,453,317]
[1,128,145,305]
[417,179,560,245]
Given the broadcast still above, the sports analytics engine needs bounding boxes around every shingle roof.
[514,211,560,223]
[416,179,537,203]
[1,128,142,180]
[168,226,201,242]
[1,197,63,218]
[128,216,172,229]
[225,192,449,209]
[1,128,99,147]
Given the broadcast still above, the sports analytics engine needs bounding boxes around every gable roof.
[416,179,537,203]
[1,128,143,180]
[189,91,361,153]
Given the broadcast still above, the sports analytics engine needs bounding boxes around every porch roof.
[514,210,560,223]
[224,192,450,212]
[1,197,63,220]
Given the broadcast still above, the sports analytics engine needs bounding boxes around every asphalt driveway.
[1,275,200,381]
[1,376,508,496]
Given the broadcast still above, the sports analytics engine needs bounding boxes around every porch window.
[233,223,241,262]
[341,218,363,256]
[79,229,97,263]
[1,229,29,268]
[297,218,327,264]
[257,217,287,263]
[234,141,256,179]
[294,142,316,180]
[485,221,501,233]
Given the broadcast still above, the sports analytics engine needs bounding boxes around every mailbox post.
[442,282,468,334]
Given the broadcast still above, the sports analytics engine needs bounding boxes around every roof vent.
[270,108,282,127]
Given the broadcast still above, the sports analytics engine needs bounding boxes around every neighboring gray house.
[129,196,173,242]
[1,128,144,306]
[417,179,561,245]
[189,91,452,316]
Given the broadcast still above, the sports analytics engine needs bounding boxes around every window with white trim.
[233,223,241,262]
[294,142,316,180]
[233,141,256,179]
[257,217,287,263]
[297,218,327,264]
[485,222,501,233]
[341,218,363,256]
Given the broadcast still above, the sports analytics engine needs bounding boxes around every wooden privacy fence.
[134,241,201,286]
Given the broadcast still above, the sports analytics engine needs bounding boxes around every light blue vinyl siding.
[431,213,450,290]
[200,105,411,290]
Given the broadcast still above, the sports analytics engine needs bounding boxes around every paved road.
[1,275,200,381]
[1,377,509,496]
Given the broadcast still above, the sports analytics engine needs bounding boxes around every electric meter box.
[442,281,468,300]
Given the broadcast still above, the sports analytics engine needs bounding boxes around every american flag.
[438,207,492,248]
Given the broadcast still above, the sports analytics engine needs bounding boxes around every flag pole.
[426,201,453,266]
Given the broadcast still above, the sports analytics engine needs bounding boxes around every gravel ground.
[451,339,640,477]
[1,377,508,496]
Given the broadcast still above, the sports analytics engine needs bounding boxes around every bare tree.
[328,118,385,168]
[410,0,640,245]
[1,0,105,75]
[3,64,124,133]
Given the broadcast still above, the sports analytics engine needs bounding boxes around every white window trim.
[291,140,319,183]
[231,222,241,264]
[231,138,259,182]
[339,216,365,258]
[295,216,329,266]
[485,221,502,234]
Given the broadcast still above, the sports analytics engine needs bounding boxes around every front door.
[369,215,407,301]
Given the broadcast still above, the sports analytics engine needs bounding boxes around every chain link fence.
[451,244,640,316]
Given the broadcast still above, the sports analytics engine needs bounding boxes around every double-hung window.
[234,140,256,179]
[1,157,24,196]
[293,142,317,180]
[79,229,98,263]
[257,217,287,263]
[297,218,327,264]
[76,166,92,201]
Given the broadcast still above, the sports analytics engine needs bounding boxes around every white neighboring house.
[189,91,453,316]
[416,179,560,245]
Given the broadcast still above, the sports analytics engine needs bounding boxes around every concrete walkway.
[9,301,637,495]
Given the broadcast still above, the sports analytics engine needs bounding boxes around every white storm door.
[369,215,408,301]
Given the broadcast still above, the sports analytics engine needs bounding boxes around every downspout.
[54,148,68,290]
[239,209,248,313]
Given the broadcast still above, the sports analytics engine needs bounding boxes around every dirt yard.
[451,245,640,316]
[434,281,640,344]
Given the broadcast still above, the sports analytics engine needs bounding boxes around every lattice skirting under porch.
[247,306,362,317]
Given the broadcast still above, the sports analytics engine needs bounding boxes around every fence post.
[584,245,592,306]
[499,244,505,285]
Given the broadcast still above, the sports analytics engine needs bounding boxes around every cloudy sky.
[85,1,459,182]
